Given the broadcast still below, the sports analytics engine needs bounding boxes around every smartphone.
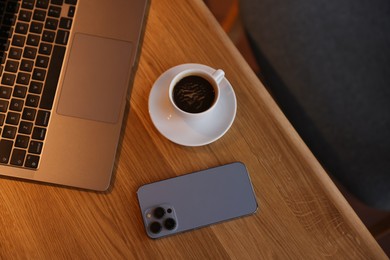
[137,162,258,239]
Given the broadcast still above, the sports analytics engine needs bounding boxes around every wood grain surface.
[0,0,387,258]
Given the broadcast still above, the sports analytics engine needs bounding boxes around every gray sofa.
[240,0,390,210]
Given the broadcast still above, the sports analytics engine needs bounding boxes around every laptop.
[0,0,149,190]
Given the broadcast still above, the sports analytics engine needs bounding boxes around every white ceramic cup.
[168,68,225,119]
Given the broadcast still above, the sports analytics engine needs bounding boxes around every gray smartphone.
[137,162,258,239]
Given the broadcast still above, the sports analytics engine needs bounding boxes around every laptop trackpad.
[57,33,133,124]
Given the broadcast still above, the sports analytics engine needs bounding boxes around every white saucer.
[148,63,237,146]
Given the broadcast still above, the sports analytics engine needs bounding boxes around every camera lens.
[149,222,162,234]
[164,218,177,230]
[153,207,165,219]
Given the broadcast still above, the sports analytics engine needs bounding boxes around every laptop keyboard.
[0,0,76,169]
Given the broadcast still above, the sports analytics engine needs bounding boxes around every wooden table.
[0,0,387,258]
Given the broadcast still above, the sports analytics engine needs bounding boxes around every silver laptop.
[0,0,149,190]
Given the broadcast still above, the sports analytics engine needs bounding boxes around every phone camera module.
[149,221,162,234]
[164,218,177,230]
[153,207,165,219]
[145,205,178,236]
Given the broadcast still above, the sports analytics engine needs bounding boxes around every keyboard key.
[9,47,23,60]
[59,17,72,29]
[45,18,58,30]
[32,68,46,81]
[36,55,49,68]
[23,46,38,59]
[20,59,34,72]
[40,45,65,109]
[29,140,43,154]
[12,35,26,47]
[68,6,75,17]
[13,85,28,98]
[25,154,39,168]
[15,22,29,35]
[29,81,43,94]
[36,0,50,9]
[35,110,50,126]
[5,60,19,73]
[32,126,46,140]
[17,72,31,85]
[27,34,40,46]
[55,29,69,45]
[22,0,35,10]
[15,134,30,148]
[42,30,55,42]
[3,125,17,139]
[19,121,33,134]
[51,0,64,5]
[10,148,26,166]
[0,86,12,99]
[48,5,61,17]
[0,100,9,112]
[0,139,13,164]
[65,0,77,4]
[30,21,44,34]
[33,9,47,21]
[0,114,5,126]
[19,10,33,22]
[10,99,24,112]
[6,111,21,125]
[26,94,40,107]
[22,107,37,121]
[39,43,52,55]
[1,73,16,86]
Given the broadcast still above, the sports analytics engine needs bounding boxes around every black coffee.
[173,75,216,113]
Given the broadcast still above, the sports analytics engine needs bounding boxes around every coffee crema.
[172,75,216,113]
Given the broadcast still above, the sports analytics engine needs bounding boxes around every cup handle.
[212,69,225,84]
